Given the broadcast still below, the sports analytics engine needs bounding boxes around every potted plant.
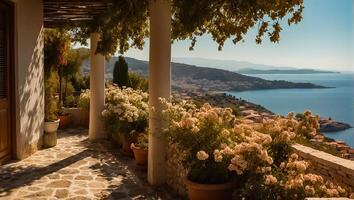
[44,70,60,148]
[58,109,72,129]
[58,48,88,129]
[163,101,238,200]
[44,29,71,131]
[131,132,148,167]
[121,131,139,155]
[101,86,149,155]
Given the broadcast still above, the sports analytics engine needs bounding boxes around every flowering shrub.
[162,100,237,184]
[132,132,149,150]
[221,112,350,199]
[162,100,350,198]
[239,153,349,200]
[294,110,320,139]
[101,85,149,137]
[278,154,347,198]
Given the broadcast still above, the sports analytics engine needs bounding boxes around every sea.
[228,73,354,147]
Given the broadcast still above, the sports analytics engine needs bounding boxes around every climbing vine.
[69,0,303,56]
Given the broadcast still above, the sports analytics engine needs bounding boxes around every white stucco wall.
[12,0,44,159]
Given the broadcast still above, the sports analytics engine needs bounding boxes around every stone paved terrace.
[0,129,181,200]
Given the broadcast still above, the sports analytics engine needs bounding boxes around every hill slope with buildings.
[83,56,327,92]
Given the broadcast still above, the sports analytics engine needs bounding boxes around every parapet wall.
[62,108,89,128]
[166,143,354,197]
[292,144,354,190]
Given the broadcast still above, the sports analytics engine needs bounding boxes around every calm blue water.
[228,73,354,147]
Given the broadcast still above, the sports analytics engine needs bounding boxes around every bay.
[228,73,354,147]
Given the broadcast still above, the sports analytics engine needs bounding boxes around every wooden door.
[0,1,13,164]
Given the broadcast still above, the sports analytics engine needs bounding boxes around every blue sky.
[124,0,353,71]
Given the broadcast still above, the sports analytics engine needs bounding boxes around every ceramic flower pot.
[122,135,136,156]
[44,119,60,133]
[131,143,148,167]
[59,113,72,129]
[43,119,60,148]
[185,178,234,200]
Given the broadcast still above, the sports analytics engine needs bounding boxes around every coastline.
[173,89,354,160]
[226,72,354,148]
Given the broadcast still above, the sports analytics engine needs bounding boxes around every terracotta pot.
[59,113,72,129]
[131,144,148,167]
[185,178,234,200]
[122,135,136,156]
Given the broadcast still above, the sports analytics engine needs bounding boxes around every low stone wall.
[292,144,354,190]
[165,143,354,198]
[62,108,89,128]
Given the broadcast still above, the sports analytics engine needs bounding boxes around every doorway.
[0,0,15,164]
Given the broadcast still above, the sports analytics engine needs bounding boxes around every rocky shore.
[319,119,352,132]
[173,89,354,160]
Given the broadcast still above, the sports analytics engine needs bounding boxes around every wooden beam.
[43,0,112,27]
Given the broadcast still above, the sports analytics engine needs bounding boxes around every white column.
[16,0,45,159]
[148,0,171,185]
[89,33,106,140]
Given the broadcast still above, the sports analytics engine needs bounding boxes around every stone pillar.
[89,33,106,140]
[148,0,171,185]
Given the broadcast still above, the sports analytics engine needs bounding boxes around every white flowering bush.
[132,132,149,150]
[221,113,350,199]
[162,100,238,184]
[259,111,321,166]
[239,153,349,200]
[101,85,149,137]
[162,100,350,198]
[294,110,320,139]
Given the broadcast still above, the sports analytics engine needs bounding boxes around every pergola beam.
[43,0,112,28]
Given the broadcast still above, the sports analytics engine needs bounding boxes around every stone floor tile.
[0,129,180,200]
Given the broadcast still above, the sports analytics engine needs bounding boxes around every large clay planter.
[131,144,148,167]
[122,135,136,156]
[62,107,89,128]
[59,113,72,129]
[185,178,234,200]
[43,119,60,148]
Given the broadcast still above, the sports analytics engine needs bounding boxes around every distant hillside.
[172,57,338,74]
[172,57,296,71]
[237,68,338,74]
[82,56,328,92]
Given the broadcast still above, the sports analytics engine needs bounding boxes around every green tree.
[62,48,88,106]
[44,29,71,121]
[44,29,71,108]
[113,56,130,88]
[45,29,89,109]
[70,0,304,56]
[129,72,148,92]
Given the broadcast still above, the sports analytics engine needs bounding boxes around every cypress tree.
[113,56,130,87]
